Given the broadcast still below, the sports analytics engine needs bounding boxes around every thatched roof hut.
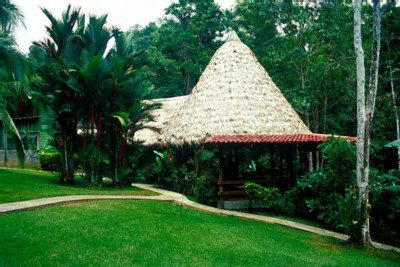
[162,31,311,146]
[135,32,354,147]
[134,32,355,207]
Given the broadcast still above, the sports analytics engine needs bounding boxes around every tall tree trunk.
[354,0,381,245]
[114,139,118,183]
[390,68,400,170]
[60,130,66,183]
[96,112,101,183]
[301,61,314,172]
[323,96,328,134]
[314,106,320,170]
[364,0,381,244]
[321,96,328,169]
[67,134,74,183]
[305,109,314,171]
[114,124,119,184]
[60,118,76,184]
[66,120,76,184]
[90,107,95,184]
[3,127,7,166]
[354,0,368,245]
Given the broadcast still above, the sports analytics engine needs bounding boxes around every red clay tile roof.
[204,134,356,144]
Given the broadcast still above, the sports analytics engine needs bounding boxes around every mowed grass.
[0,168,155,203]
[0,201,399,266]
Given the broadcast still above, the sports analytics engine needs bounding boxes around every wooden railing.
[217,178,293,197]
[218,179,267,196]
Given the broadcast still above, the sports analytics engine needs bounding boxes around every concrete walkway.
[0,195,174,213]
[1,183,399,253]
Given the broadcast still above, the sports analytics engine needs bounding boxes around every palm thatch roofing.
[162,31,311,146]
[133,96,187,146]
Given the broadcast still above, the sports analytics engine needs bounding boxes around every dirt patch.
[306,238,341,252]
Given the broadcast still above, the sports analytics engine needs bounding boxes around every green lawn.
[0,168,155,203]
[0,201,399,266]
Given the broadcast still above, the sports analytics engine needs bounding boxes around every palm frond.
[0,104,26,162]
[0,0,25,32]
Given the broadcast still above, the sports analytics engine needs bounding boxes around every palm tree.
[70,24,154,184]
[33,6,156,185]
[0,0,27,165]
[32,5,83,183]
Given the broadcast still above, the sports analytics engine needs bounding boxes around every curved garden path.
[1,183,399,253]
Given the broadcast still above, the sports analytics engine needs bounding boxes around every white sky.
[14,0,237,54]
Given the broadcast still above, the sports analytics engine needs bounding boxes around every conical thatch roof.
[162,31,311,146]
[134,96,187,146]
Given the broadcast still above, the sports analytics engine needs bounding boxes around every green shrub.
[336,189,359,242]
[117,145,147,186]
[39,152,61,171]
[136,165,154,183]
[152,149,176,189]
[369,169,400,245]
[195,174,217,204]
[288,137,357,227]
[245,182,281,213]
[296,170,342,225]
[320,137,356,189]
[150,148,218,204]
[282,187,301,216]
[75,146,106,185]
[187,149,217,203]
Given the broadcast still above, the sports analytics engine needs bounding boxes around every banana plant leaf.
[385,139,400,148]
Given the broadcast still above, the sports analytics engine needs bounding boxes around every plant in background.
[320,137,357,189]
[149,147,218,204]
[245,160,257,173]
[188,148,218,203]
[282,187,301,216]
[194,174,216,204]
[369,169,400,245]
[257,154,271,178]
[336,188,359,243]
[115,144,146,186]
[153,149,175,189]
[39,151,61,171]
[245,182,281,213]
[136,162,155,183]
[288,138,357,227]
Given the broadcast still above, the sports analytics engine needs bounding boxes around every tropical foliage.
[0,0,28,164]
[143,148,218,204]
[31,6,153,184]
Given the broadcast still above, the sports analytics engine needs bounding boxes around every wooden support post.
[278,147,283,181]
[308,151,314,172]
[218,147,224,209]
[233,148,239,179]
[227,148,232,177]
[240,149,244,179]
[270,145,276,179]
[287,145,294,189]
